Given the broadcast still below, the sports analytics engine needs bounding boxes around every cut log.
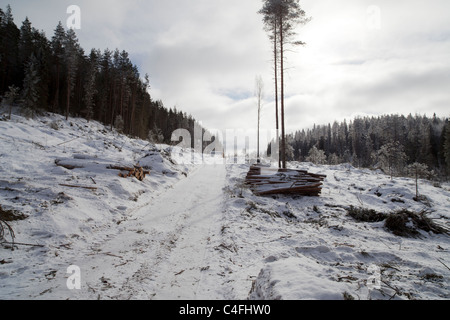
[107,165,135,172]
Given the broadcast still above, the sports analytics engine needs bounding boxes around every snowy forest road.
[140,163,227,300]
[75,163,228,300]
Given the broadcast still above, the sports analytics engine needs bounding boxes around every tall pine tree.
[22,53,41,117]
[0,5,20,92]
[444,120,450,173]
[259,0,310,168]
[63,28,80,120]
[83,49,100,122]
[50,22,65,113]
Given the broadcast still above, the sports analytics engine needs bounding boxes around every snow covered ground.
[1,111,449,300]
[225,163,450,300]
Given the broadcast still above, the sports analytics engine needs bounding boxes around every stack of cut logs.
[245,165,326,197]
[108,165,150,182]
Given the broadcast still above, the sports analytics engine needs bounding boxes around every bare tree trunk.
[54,63,60,113]
[256,76,264,164]
[129,85,137,136]
[274,19,281,169]
[279,16,286,169]
[66,66,70,121]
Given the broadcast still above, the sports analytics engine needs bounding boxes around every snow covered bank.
[0,112,196,298]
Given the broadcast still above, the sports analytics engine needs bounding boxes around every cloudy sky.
[4,0,450,133]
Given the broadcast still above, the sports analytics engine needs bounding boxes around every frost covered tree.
[407,162,433,199]
[288,114,447,173]
[328,153,340,165]
[114,114,124,133]
[378,141,407,179]
[285,143,295,161]
[2,85,19,119]
[306,146,326,164]
[148,127,164,144]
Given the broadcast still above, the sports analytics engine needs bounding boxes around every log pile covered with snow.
[245,165,327,196]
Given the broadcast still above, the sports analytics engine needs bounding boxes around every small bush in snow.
[49,120,60,130]
[114,115,124,133]
[347,206,386,222]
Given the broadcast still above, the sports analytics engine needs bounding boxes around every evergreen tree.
[259,0,310,168]
[306,146,326,165]
[33,29,51,110]
[0,5,20,92]
[444,120,450,173]
[50,22,66,112]
[63,28,80,120]
[19,17,33,70]
[377,141,407,179]
[97,48,112,124]
[407,162,433,199]
[2,85,19,119]
[83,49,100,122]
[22,53,41,117]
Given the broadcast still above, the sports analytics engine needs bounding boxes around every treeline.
[283,114,450,175]
[0,5,205,144]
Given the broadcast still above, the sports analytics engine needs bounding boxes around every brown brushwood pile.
[245,165,326,197]
[108,165,150,181]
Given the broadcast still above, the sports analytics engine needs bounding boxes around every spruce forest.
[285,114,450,178]
[0,5,206,144]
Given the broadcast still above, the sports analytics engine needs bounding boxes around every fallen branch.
[437,258,450,272]
[0,219,15,249]
[55,159,84,170]
[1,241,44,248]
[59,184,98,191]
[54,136,80,147]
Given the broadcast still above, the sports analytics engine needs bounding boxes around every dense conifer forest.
[0,5,206,144]
[284,114,450,177]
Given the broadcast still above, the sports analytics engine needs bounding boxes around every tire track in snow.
[117,163,227,300]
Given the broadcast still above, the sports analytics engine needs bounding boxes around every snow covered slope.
[1,111,449,300]
[0,112,197,298]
